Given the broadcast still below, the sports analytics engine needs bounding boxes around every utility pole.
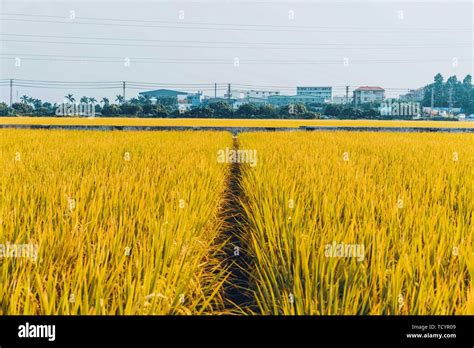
[122,81,126,101]
[9,79,13,107]
[430,88,434,109]
[345,85,349,104]
[227,83,231,102]
[215,83,217,98]
[448,87,453,113]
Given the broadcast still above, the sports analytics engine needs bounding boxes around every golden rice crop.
[238,132,474,315]
[2,128,473,316]
[2,116,474,129]
[0,129,232,315]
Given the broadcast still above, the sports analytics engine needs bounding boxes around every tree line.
[1,73,472,119]
[422,74,473,112]
[0,94,316,119]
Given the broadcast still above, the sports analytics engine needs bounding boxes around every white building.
[177,91,204,111]
[231,96,268,110]
[353,86,385,104]
[296,86,332,103]
[243,90,280,98]
[223,90,246,100]
[267,94,326,106]
[332,96,352,104]
[224,89,280,100]
[399,88,425,102]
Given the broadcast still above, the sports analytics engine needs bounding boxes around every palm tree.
[80,96,89,103]
[20,95,30,104]
[65,94,75,103]
[33,99,42,109]
[89,97,97,104]
[115,95,124,104]
[101,97,110,105]
[138,95,153,105]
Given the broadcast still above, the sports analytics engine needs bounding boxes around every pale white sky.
[0,0,472,103]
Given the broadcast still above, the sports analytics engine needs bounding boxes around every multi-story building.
[244,90,280,98]
[353,86,385,104]
[221,89,278,109]
[230,96,268,110]
[331,96,353,105]
[267,94,327,106]
[177,92,205,111]
[296,86,332,103]
[399,87,425,102]
[139,89,188,101]
[139,89,204,110]
[223,90,246,100]
[224,89,280,100]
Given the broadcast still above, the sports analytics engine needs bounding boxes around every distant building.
[220,89,276,109]
[400,88,425,102]
[223,90,246,100]
[229,96,268,110]
[205,97,228,105]
[243,90,280,98]
[203,97,246,110]
[177,92,205,111]
[353,86,385,104]
[224,89,280,100]
[423,107,462,118]
[139,89,188,99]
[332,96,352,105]
[296,86,332,103]
[139,89,204,110]
[267,94,326,106]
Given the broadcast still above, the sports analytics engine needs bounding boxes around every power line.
[14,79,217,86]
[0,79,419,91]
[2,17,473,34]
[1,13,471,32]
[2,33,471,49]
[1,54,469,66]
[3,38,472,50]
[3,58,468,65]
[12,84,123,90]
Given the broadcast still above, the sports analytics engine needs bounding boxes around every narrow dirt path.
[218,134,254,313]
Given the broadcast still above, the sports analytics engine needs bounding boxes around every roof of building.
[296,86,332,89]
[354,86,385,92]
[139,89,188,97]
[268,94,323,99]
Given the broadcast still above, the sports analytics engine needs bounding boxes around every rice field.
[238,132,474,315]
[2,116,474,129]
[1,129,473,315]
[0,130,232,314]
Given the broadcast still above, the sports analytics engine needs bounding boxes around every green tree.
[152,104,169,117]
[121,103,142,115]
[279,103,308,119]
[187,106,214,118]
[101,104,122,116]
[0,102,13,116]
[257,104,277,119]
[115,95,124,104]
[32,99,42,110]
[12,102,33,114]
[208,101,233,118]
[20,95,30,104]
[235,103,259,118]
